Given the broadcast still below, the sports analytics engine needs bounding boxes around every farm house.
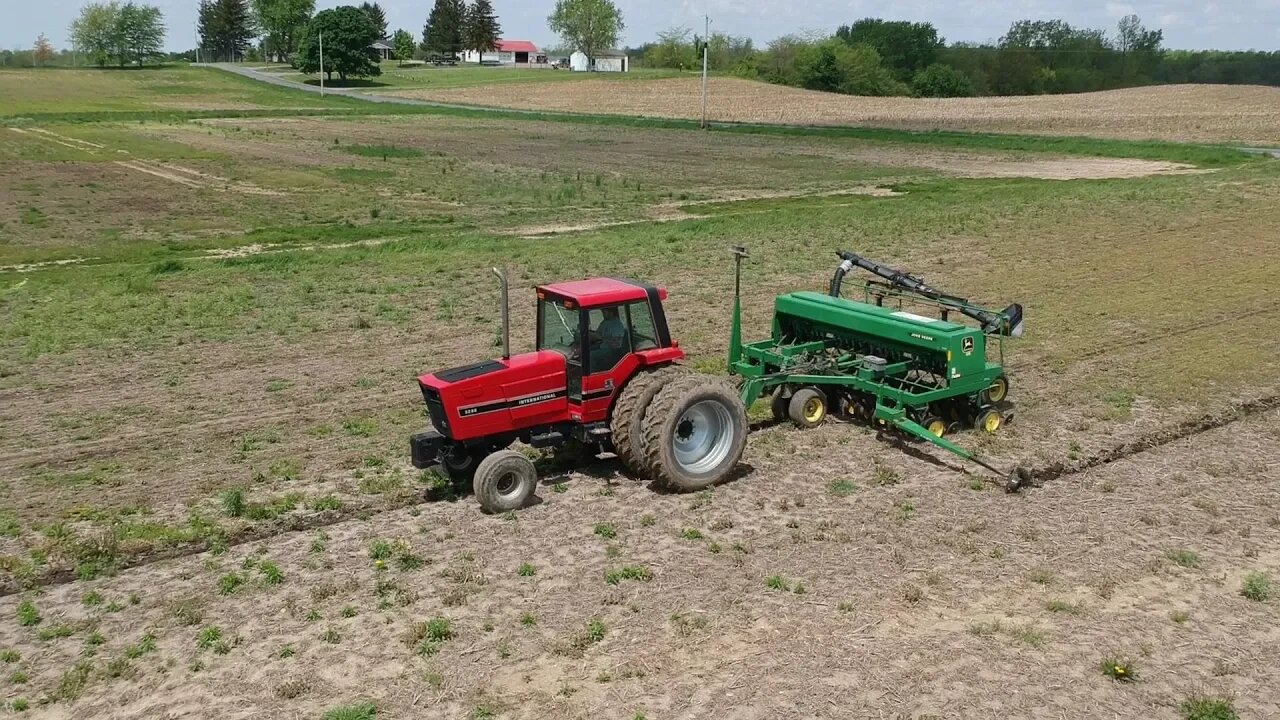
[371,39,394,61]
[460,40,541,65]
[569,50,629,72]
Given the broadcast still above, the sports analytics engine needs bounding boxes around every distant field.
[0,66,353,116]
[383,77,1280,144]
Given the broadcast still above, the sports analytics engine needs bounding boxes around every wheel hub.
[495,472,519,497]
[672,400,734,475]
[803,398,824,423]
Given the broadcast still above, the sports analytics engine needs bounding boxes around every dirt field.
[383,78,1280,145]
[2,68,1279,719]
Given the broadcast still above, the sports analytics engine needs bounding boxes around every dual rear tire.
[638,376,748,492]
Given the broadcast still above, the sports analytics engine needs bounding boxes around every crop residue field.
[384,77,1280,145]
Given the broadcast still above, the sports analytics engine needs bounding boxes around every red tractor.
[411,270,748,512]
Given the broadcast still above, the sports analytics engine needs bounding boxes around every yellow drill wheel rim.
[927,419,947,437]
[803,397,825,423]
[987,378,1008,403]
[982,412,1002,433]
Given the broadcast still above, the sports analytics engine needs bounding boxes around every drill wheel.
[976,408,1003,434]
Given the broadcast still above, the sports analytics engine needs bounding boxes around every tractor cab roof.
[537,278,665,308]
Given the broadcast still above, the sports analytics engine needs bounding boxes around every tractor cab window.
[626,301,659,351]
[587,305,631,372]
[538,299,581,363]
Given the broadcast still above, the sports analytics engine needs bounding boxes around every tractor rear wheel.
[472,450,537,513]
[641,376,747,492]
[788,388,826,429]
[609,364,687,478]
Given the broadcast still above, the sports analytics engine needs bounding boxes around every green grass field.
[1,65,1278,720]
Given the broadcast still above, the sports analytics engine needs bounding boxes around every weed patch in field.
[16,601,40,626]
[1240,571,1272,601]
[339,144,424,159]
[1100,655,1138,682]
[1180,694,1238,720]
[604,565,653,585]
[323,702,378,720]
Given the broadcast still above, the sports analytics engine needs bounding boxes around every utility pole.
[700,14,710,129]
[319,31,325,96]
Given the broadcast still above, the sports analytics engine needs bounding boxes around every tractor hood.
[417,350,569,441]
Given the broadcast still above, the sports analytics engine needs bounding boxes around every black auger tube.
[829,256,854,297]
[832,250,1021,336]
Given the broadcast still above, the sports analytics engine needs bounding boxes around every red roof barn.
[461,40,542,65]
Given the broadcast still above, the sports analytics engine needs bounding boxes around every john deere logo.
[962,337,975,355]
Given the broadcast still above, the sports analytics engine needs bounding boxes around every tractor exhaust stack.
[493,267,510,361]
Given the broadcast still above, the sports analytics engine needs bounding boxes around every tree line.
[191,0,501,68]
[64,1,166,68]
[633,16,1280,97]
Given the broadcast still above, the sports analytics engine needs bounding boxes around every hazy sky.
[5,0,1278,54]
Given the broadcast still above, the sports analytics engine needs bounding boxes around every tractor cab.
[535,278,677,406]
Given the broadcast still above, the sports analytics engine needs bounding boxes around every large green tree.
[252,0,314,61]
[69,1,164,67]
[359,1,388,38]
[69,1,122,67]
[1114,14,1163,83]
[464,0,500,61]
[644,26,697,70]
[115,2,165,67]
[422,0,465,56]
[836,19,942,81]
[547,0,623,65]
[198,0,256,62]
[796,39,908,96]
[392,28,415,63]
[295,6,381,82]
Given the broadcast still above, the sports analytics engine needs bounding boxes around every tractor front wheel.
[641,376,747,492]
[788,388,826,429]
[472,450,537,514]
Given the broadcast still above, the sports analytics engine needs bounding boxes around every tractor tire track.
[0,389,405,472]
[1008,392,1280,491]
[0,491,434,597]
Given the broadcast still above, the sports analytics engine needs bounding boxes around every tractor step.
[528,431,566,448]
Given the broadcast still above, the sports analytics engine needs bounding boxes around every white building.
[460,40,540,65]
[569,50,629,73]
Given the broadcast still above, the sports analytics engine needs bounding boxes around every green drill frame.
[727,247,1012,467]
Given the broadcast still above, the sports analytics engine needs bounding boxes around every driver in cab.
[591,306,628,370]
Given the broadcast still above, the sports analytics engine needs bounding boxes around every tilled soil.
[1,409,1277,719]
[384,79,1280,145]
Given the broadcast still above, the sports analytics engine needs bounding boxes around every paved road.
[201,63,442,107]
